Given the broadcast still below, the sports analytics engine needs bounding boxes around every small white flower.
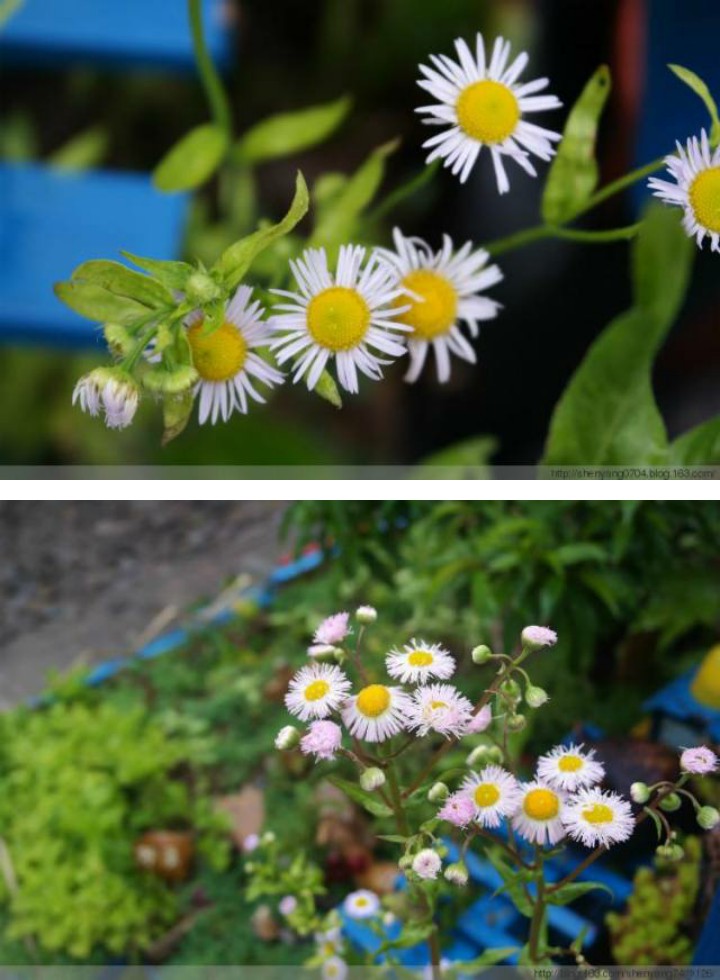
[375,229,502,383]
[315,926,344,957]
[279,895,298,916]
[512,781,567,846]
[73,368,139,429]
[314,612,351,645]
[412,848,442,880]
[648,130,720,252]
[322,956,348,980]
[408,683,474,738]
[464,704,493,735]
[300,720,343,761]
[461,765,522,827]
[355,605,378,624]
[386,638,456,684]
[416,33,562,191]
[444,862,469,886]
[274,725,300,750]
[562,788,635,849]
[521,625,557,649]
[341,684,412,742]
[187,285,284,424]
[680,745,719,775]
[285,664,351,722]
[344,889,381,919]
[537,743,606,792]
[307,643,337,660]
[270,245,410,394]
[242,833,260,853]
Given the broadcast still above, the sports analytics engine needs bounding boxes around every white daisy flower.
[408,683,474,738]
[416,33,562,191]
[322,957,348,980]
[648,130,720,252]
[270,245,410,394]
[562,788,635,849]
[343,889,381,919]
[512,781,567,846]
[385,638,456,684]
[536,743,606,793]
[187,285,284,425]
[73,368,139,429]
[284,664,351,722]
[412,848,442,880]
[341,683,412,742]
[461,764,522,828]
[376,229,502,382]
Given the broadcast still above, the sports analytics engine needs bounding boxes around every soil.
[0,501,288,708]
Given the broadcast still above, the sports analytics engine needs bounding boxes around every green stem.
[385,758,409,836]
[582,157,665,212]
[555,223,641,244]
[188,0,232,135]
[528,849,546,964]
[485,225,552,257]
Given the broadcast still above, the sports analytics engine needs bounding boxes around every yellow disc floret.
[524,788,560,821]
[398,270,458,340]
[456,80,520,144]
[581,803,614,825]
[689,167,720,233]
[474,784,501,808]
[408,650,435,667]
[304,679,330,702]
[188,320,247,382]
[558,755,584,773]
[307,286,370,351]
[356,684,391,718]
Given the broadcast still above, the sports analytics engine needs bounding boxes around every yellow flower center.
[407,650,434,667]
[558,755,584,773]
[355,897,369,907]
[456,79,520,144]
[429,700,448,710]
[188,320,247,382]
[474,784,501,808]
[307,286,370,351]
[397,270,458,340]
[581,803,614,825]
[524,788,560,821]
[689,167,720,233]
[356,684,391,718]
[304,679,330,702]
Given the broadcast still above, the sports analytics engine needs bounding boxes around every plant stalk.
[188,0,232,136]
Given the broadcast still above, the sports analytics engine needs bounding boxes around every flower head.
[73,368,139,429]
[356,605,378,624]
[376,229,502,383]
[386,639,456,684]
[438,791,476,828]
[270,245,409,394]
[562,788,635,848]
[274,725,300,750]
[537,743,605,792]
[680,745,718,775]
[314,612,351,646]
[412,848,442,880]
[408,683,475,738]
[343,889,381,919]
[322,957,348,980]
[416,33,562,191]
[341,684,412,742]
[300,720,343,761]
[464,704,492,735]
[648,130,720,252]
[461,765,522,828]
[187,285,284,424]
[279,895,298,916]
[512,781,566,845]
[285,663,351,722]
[521,625,557,649]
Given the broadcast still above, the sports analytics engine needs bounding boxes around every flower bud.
[500,678,522,700]
[630,782,650,804]
[507,713,527,732]
[466,744,493,767]
[355,605,377,625]
[444,862,468,887]
[274,725,300,750]
[428,782,449,803]
[659,792,681,812]
[398,854,413,870]
[521,626,558,650]
[525,685,549,709]
[360,767,386,792]
[698,806,720,830]
[471,645,493,665]
[261,831,276,845]
[307,643,337,661]
[185,270,222,305]
[487,745,505,764]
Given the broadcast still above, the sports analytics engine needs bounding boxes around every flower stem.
[528,848,546,964]
[582,157,666,213]
[188,0,232,136]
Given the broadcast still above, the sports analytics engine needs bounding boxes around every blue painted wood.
[0,0,233,72]
[644,668,720,742]
[0,163,189,347]
[693,886,720,965]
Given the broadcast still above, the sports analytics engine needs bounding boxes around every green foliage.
[668,65,720,145]
[244,836,326,937]
[606,837,702,965]
[153,123,229,193]
[234,96,352,164]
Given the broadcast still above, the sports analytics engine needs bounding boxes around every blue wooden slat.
[0,163,189,347]
[693,886,720,965]
[0,0,233,72]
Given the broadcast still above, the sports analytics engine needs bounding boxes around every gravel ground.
[0,501,289,707]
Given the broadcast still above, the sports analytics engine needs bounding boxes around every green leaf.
[310,140,399,253]
[71,260,174,309]
[668,64,720,145]
[375,835,408,844]
[122,252,195,292]
[644,806,664,840]
[542,204,693,467]
[54,281,151,325]
[234,95,352,164]
[669,416,720,465]
[413,437,497,479]
[328,776,393,818]
[452,948,518,971]
[214,171,310,289]
[48,127,109,172]
[312,370,343,409]
[376,922,436,955]
[546,881,614,906]
[161,390,195,445]
[550,542,607,566]
[153,123,229,193]
[542,66,612,225]
[0,0,24,29]
[484,850,534,916]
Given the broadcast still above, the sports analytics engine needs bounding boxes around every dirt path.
[0,501,288,707]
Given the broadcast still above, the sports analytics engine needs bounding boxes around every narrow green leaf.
[161,390,195,445]
[153,123,229,193]
[312,370,342,409]
[669,415,720,465]
[54,281,151,325]
[48,127,109,172]
[542,66,611,225]
[72,260,174,309]
[644,805,664,840]
[546,881,614,906]
[328,776,393,818]
[413,437,497,479]
[122,252,195,292]
[376,922,436,955]
[234,95,352,164]
[453,948,518,971]
[669,64,720,144]
[214,171,310,289]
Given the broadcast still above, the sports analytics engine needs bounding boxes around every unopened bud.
[500,678,522,700]
[698,806,720,830]
[521,626,558,650]
[630,782,650,804]
[185,270,221,305]
[428,782,449,803]
[360,767,386,792]
[471,645,493,665]
[525,685,549,709]
[355,605,377,625]
[466,745,493,767]
[444,862,468,887]
[507,713,527,732]
[659,792,681,812]
[274,725,300,750]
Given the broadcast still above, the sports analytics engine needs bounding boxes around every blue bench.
[0,0,233,72]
